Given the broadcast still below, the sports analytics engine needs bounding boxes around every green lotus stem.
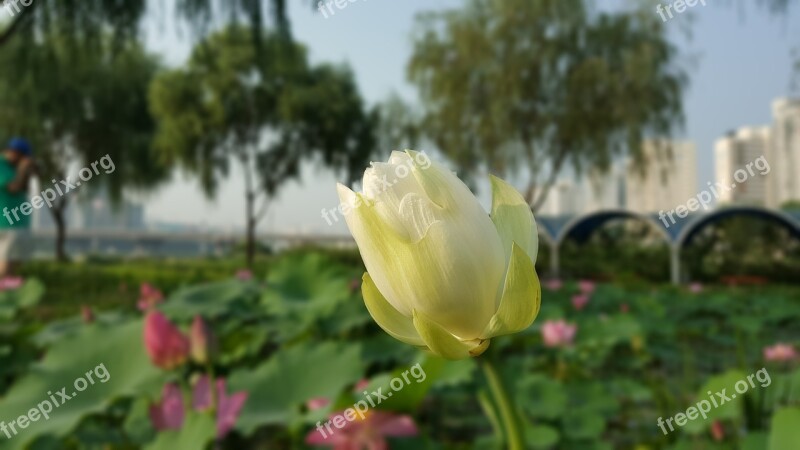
[207,361,217,411]
[477,390,504,442]
[480,359,524,450]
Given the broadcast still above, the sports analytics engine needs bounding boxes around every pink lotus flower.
[307,379,371,412]
[138,283,164,311]
[150,383,185,431]
[689,282,703,293]
[578,280,595,294]
[306,411,418,449]
[544,279,563,291]
[307,397,331,411]
[189,316,216,364]
[710,420,725,441]
[150,377,248,438]
[763,343,798,363]
[235,269,253,281]
[541,320,577,348]
[143,311,190,370]
[192,376,248,438]
[571,294,590,311]
[0,276,23,291]
[349,278,362,294]
[353,379,371,392]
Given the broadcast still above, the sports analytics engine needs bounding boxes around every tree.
[375,93,422,154]
[0,35,168,260]
[149,26,377,267]
[0,0,146,47]
[408,0,687,211]
[0,0,316,49]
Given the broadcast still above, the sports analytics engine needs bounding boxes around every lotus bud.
[571,294,590,311]
[306,397,330,411]
[144,311,190,370]
[337,151,541,360]
[349,277,362,294]
[190,315,217,364]
[138,283,164,312]
[81,305,95,323]
[710,420,725,442]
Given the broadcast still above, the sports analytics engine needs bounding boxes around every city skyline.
[34,0,799,234]
[41,99,797,234]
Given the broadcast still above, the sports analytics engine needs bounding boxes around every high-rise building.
[714,127,771,206]
[538,180,582,216]
[626,140,698,213]
[537,169,626,217]
[581,166,627,213]
[770,98,800,207]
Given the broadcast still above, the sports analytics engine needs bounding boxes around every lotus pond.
[0,251,798,449]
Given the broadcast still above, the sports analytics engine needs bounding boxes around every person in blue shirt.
[0,138,35,276]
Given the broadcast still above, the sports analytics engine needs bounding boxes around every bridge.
[28,206,800,285]
[537,206,800,284]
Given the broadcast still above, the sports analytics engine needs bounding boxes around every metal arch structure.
[536,209,674,282]
[672,206,800,284]
[554,209,673,244]
[534,207,800,285]
[675,206,800,248]
[535,221,556,248]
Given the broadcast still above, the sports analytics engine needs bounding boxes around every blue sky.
[143,0,800,235]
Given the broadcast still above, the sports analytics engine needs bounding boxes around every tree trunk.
[245,191,256,269]
[524,182,537,208]
[530,149,569,214]
[246,218,256,269]
[50,199,68,263]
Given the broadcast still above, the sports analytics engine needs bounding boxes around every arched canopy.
[534,217,558,246]
[536,216,574,244]
[677,206,800,248]
[556,209,672,246]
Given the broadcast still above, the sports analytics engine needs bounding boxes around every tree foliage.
[0,34,167,258]
[0,0,317,48]
[0,0,146,48]
[408,0,687,211]
[149,25,377,265]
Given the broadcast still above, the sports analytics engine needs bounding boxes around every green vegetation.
[1,250,798,448]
